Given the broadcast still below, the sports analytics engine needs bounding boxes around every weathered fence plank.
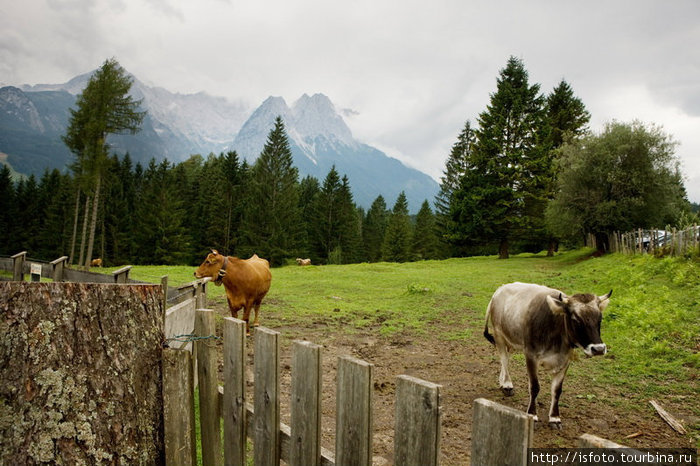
[254,327,281,466]
[50,256,68,281]
[165,298,197,352]
[163,348,196,466]
[471,398,533,466]
[290,341,323,466]
[11,251,25,281]
[196,309,222,466]
[223,317,247,466]
[336,355,373,466]
[394,375,441,466]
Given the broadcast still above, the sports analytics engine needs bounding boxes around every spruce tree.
[382,192,413,262]
[0,166,15,254]
[314,166,343,262]
[545,80,591,149]
[435,120,477,257]
[134,160,190,264]
[363,195,389,262]
[412,200,439,260]
[454,56,546,258]
[298,175,321,260]
[336,175,362,264]
[240,116,301,265]
[541,80,591,254]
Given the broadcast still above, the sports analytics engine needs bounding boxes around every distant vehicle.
[637,230,670,250]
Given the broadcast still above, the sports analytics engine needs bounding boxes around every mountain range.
[0,71,439,211]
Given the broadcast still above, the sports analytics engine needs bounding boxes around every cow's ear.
[211,249,219,256]
[598,290,612,311]
[546,294,567,315]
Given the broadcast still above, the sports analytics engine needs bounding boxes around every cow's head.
[546,290,612,357]
[194,250,225,279]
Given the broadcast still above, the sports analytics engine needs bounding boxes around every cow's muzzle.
[584,343,607,357]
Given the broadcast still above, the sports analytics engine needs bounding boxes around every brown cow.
[90,258,103,267]
[194,250,271,334]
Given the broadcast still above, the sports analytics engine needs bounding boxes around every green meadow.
[114,248,699,445]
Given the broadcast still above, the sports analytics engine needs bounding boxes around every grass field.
[110,248,700,448]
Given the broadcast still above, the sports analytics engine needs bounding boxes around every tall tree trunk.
[498,238,509,259]
[78,195,91,269]
[85,176,101,269]
[69,188,81,265]
[547,238,559,257]
[595,232,609,254]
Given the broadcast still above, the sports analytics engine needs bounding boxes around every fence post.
[196,280,207,309]
[112,265,132,283]
[394,375,441,466]
[196,309,222,466]
[254,327,280,466]
[471,398,533,466]
[163,348,196,466]
[223,317,247,466]
[336,356,373,466]
[11,251,26,281]
[50,256,68,282]
[290,341,322,466]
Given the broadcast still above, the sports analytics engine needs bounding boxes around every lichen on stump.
[0,282,165,465]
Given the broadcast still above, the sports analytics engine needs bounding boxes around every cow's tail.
[483,298,496,345]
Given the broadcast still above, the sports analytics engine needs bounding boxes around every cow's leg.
[495,339,514,396]
[548,362,569,430]
[242,305,252,336]
[525,354,540,421]
[251,300,261,327]
[226,296,239,319]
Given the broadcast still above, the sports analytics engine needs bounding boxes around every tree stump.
[0,282,165,465]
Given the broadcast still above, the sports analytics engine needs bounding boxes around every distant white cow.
[484,282,611,428]
[295,258,312,266]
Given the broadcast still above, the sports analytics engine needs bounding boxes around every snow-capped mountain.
[2,70,439,210]
[231,93,438,210]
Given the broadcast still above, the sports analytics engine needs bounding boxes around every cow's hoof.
[252,323,260,328]
[501,387,514,397]
[548,420,562,430]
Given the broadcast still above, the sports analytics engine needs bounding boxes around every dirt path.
[211,306,695,465]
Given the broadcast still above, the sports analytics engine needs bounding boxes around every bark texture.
[0,282,164,465]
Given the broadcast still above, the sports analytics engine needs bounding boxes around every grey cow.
[484,282,611,428]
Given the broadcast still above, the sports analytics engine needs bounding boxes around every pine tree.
[435,120,477,257]
[545,80,590,149]
[134,160,190,264]
[0,166,15,254]
[412,200,439,260]
[382,192,413,262]
[298,175,321,261]
[63,58,145,268]
[454,56,546,258]
[314,166,343,262]
[541,80,591,255]
[240,116,301,265]
[363,195,389,262]
[336,175,362,264]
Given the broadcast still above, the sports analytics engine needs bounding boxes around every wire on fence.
[162,333,221,348]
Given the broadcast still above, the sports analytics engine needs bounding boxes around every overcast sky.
[2,0,699,201]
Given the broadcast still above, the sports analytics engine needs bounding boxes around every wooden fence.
[0,250,208,308]
[609,225,699,256]
[163,310,443,466]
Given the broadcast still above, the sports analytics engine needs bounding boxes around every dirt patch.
[211,305,695,465]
